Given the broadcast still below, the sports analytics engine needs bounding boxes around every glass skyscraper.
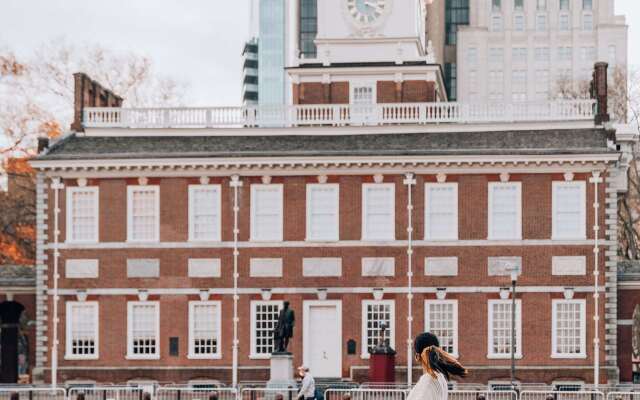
[258,0,286,106]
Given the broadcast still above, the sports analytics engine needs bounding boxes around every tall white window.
[558,47,573,62]
[251,184,283,241]
[535,47,550,63]
[491,15,504,32]
[425,300,458,356]
[489,48,504,64]
[536,69,550,100]
[512,48,527,63]
[552,181,586,239]
[188,301,221,359]
[127,301,160,359]
[608,45,617,67]
[511,71,527,102]
[306,184,339,241]
[188,185,221,242]
[425,183,458,240]
[251,301,282,358]
[583,13,593,30]
[362,184,395,240]
[488,182,522,240]
[488,300,522,358]
[362,300,395,358]
[514,0,523,10]
[552,300,586,358]
[513,15,525,32]
[537,0,547,10]
[492,0,502,11]
[489,70,504,102]
[581,47,596,63]
[536,14,547,31]
[467,48,478,64]
[66,187,99,243]
[127,186,160,242]
[582,0,592,10]
[65,302,99,359]
[560,0,570,10]
[559,14,570,31]
[468,70,478,98]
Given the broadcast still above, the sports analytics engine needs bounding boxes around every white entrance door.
[303,301,342,378]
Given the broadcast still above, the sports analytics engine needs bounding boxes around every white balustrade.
[84,100,596,129]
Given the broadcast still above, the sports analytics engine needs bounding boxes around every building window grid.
[127,186,159,242]
[552,300,586,357]
[511,70,528,103]
[425,300,458,356]
[445,63,457,100]
[251,301,282,357]
[492,0,502,11]
[188,185,221,242]
[488,300,522,358]
[552,181,586,239]
[537,0,547,10]
[536,14,547,31]
[559,13,570,31]
[445,0,470,46]
[299,0,318,58]
[583,13,593,31]
[67,187,99,243]
[558,46,573,62]
[489,70,504,102]
[467,47,478,65]
[512,47,528,64]
[582,0,592,10]
[425,183,458,240]
[189,301,221,358]
[536,69,550,100]
[488,182,522,239]
[251,184,284,241]
[489,48,504,64]
[306,184,339,241]
[560,0,570,10]
[362,184,395,241]
[127,302,159,359]
[491,14,504,32]
[362,300,395,358]
[513,14,525,32]
[535,47,550,63]
[66,302,98,359]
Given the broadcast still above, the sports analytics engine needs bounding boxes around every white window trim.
[361,299,395,359]
[425,183,458,241]
[65,301,99,360]
[349,81,377,104]
[66,186,99,244]
[552,181,587,240]
[126,185,160,243]
[362,183,395,241]
[126,301,160,360]
[188,184,222,242]
[249,300,283,359]
[306,183,339,241]
[250,184,284,242]
[487,299,522,359]
[488,182,522,240]
[188,300,222,359]
[551,299,587,359]
[425,300,459,357]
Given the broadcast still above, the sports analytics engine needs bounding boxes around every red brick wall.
[292,81,436,104]
[43,173,609,383]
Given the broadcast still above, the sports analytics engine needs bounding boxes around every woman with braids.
[407,332,468,400]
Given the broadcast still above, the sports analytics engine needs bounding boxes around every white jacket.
[407,373,448,400]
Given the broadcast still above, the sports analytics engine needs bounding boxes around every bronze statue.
[273,301,295,353]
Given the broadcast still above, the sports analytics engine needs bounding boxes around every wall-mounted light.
[499,287,511,300]
[563,287,575,300]
[76,289,88,302]
[261,288,272,301]
[138,289,149,301]
[199,289,210,301]
[317,288,328,301]
[372,287,384,301]
[436,288,447,300]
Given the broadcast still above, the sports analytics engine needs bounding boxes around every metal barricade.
[449,390,518,400]
[0,387,66,400]
[68,386,149,400]
[606,393,640,400]
[520,390,605,400]
[323,388,408,400]
[239,387,299,400]
[156,387,237,400]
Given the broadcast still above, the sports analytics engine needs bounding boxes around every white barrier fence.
[68,386,148,400]
[520,391,605,400]
[0,388,66,400]
[156,387,238,400]
[324,388,407,400]
[239,387,299,400]
[606,393,640,400]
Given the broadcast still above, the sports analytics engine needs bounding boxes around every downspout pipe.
[50,177,64,388]
[590,171,602,388]
[404,173,416,385]
[230,175,243,388]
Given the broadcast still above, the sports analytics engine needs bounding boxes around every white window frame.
[491,14,504,32]
[66,187,99,243]
[582,12,593,31]
[126,185,160,243]
[535,13,547,31]
[250,300,283,359]
[349,81,377,105]
[250,184,284,242]
[559,13,570,31]
[487,299,522,359]
[551,299,587,358]
[488,182,522,240]
[361,300,395,359]
[425,183,458,240]
[188,184,222,242]
[306,183,339,241]
[425,300,459,357]
[126,301,160,360]
[362,183,395,241]
[552,181,586,240]
[65,301,99,360]
[188,301,222,359]
[513,14,525,32]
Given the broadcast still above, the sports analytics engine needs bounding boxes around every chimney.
[70,72,123,132]
[591,62,610,125]
[37,137,49,154]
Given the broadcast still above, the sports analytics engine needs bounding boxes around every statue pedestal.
[268,353,297,388]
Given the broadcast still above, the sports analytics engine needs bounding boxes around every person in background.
[296,365,315,400]
[407,332,468,400]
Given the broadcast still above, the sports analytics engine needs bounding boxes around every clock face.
[346,0,389,26]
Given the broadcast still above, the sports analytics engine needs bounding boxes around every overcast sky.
[1,0,638,107]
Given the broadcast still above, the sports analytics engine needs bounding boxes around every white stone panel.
[488,257,522,276]
[188,259,221,278]
[65,259,99,279]
[362,257,395,277]
[425,257,458,276]
[552,256,587,276]
[250,258,283,277]
[302,258,342,277]
[127,259,160,278]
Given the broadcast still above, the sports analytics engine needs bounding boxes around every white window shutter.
[362,184,395,240]
[425,183,458,240]
[307,184,339,241]
[251,185,283,241]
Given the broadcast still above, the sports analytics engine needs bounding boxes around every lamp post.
[510,269,518,389]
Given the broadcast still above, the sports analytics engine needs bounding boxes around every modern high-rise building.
[455,0,627,103]
[241,39,259,106]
